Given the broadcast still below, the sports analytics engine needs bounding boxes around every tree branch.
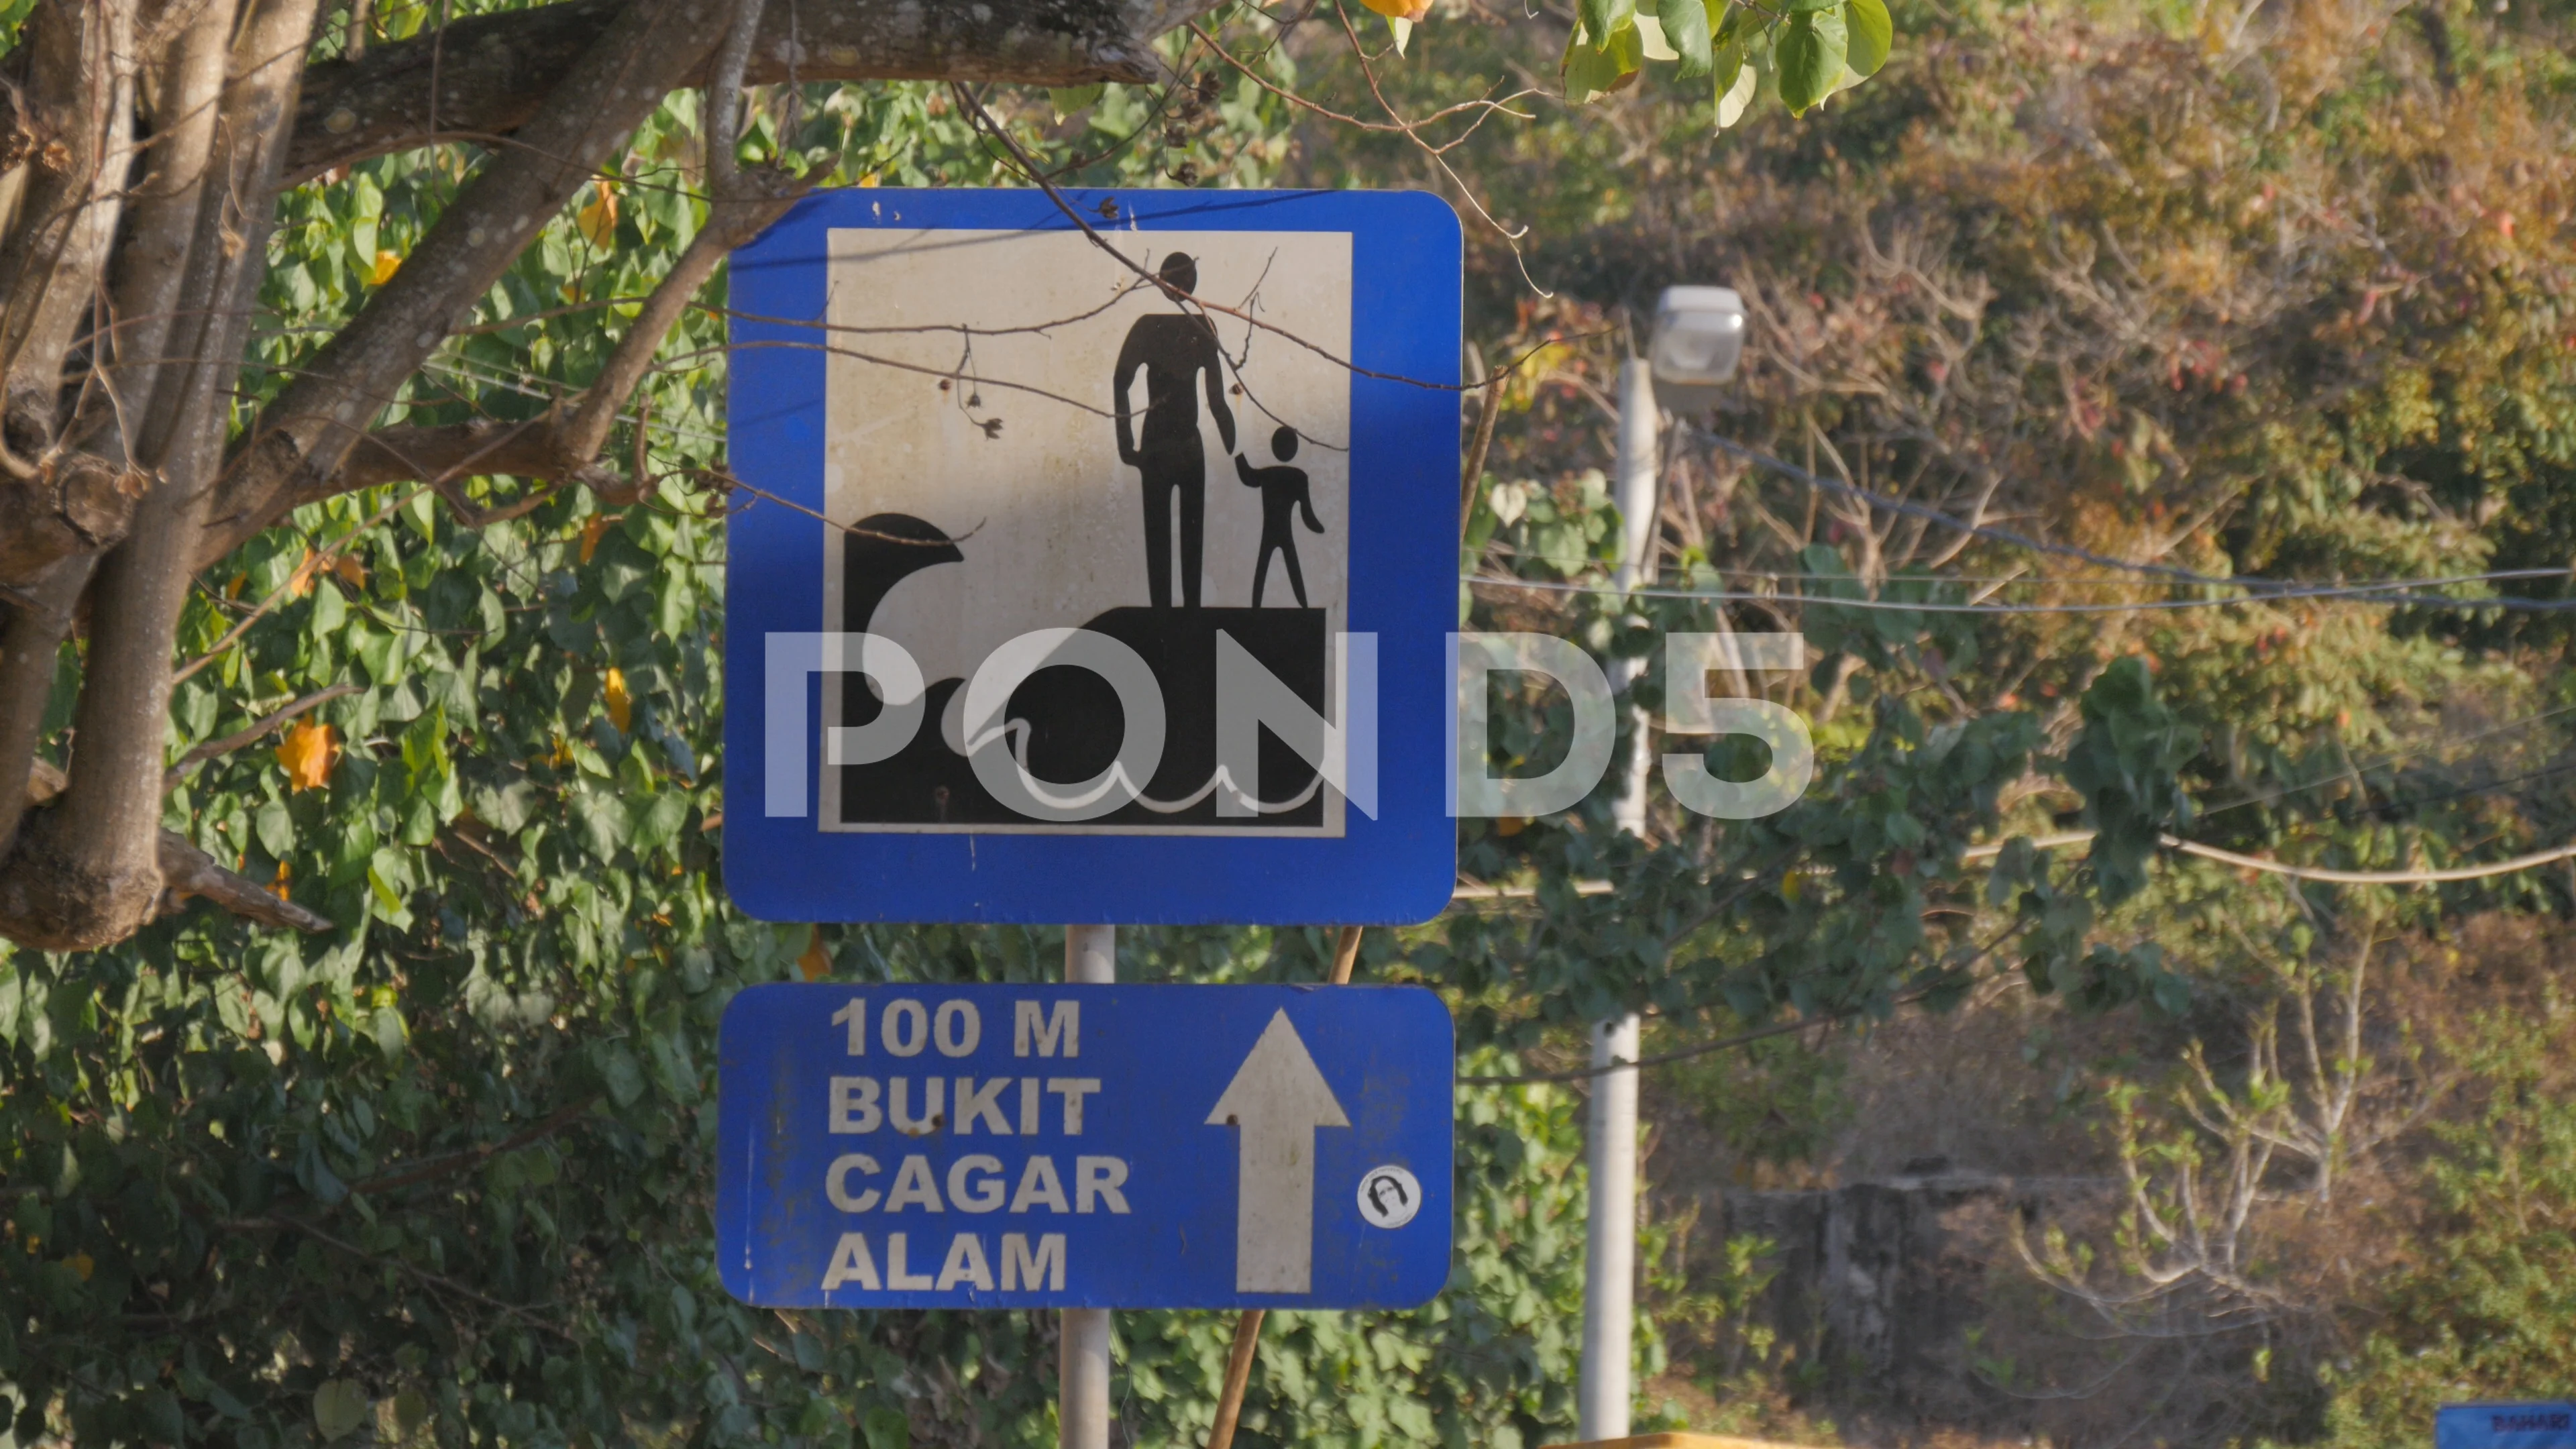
[280,0,1222,186]
[207,0,740,566]
[557,0,805,467]
[164,682,359,788]
[155,826,334,932]
[349,1094,602,1195]
[16,758,333,934]
[0,0,140,472]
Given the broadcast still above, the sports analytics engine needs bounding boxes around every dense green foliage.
[1324,0,2576,1438]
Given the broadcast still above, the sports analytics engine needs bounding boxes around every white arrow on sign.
[1206,1009,1352,1293]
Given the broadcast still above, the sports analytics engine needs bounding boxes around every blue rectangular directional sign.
[716,983,1453,1308]
[2440,1405,2576,1449]
[723,189,1461,924]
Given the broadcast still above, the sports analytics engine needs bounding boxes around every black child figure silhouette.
[1235,425,1324,608]
[1113,252,1236,609]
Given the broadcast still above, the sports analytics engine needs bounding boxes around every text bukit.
[810,998,1126,1295]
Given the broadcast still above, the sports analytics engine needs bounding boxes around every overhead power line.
[1464,572,2576,615]
[1683,425,2576,614]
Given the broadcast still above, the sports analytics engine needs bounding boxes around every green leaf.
[862,1405,912,1449]
[592,529,653,604]
[1845,0,1892,76]
[473,776,539,834]
[255,797,295,857]
[574,791,633,855]
[1047,83,1104,119]
[600,1044,645,1107]
[1774,7,1848,114]
[635,790,689,852]
[1659,0,1714,76]
[313,1379,370,1441]
[1579,0,1635,50]
[310,578,346,637]
[1713,38,1755,127]
[1563,20,1646,102]
[370,1006,407,1061]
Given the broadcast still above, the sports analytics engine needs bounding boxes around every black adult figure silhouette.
[1113,252,1236,608]
[1235,426,1324,608]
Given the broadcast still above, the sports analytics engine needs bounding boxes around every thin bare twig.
[165,683,360,788]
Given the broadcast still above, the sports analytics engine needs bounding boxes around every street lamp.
[1580,283,1746,1448]
[1648,284,1748,413]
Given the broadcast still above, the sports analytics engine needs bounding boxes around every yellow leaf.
[798,926,831,981]
[580,513,611,564]
[272,860,293,902]
[577,182,620,249]
[1782,871,1805,903]
[603,667,632,733]
[1356,0,1430,17]
[286,548,319,598]
[332,553,366,590]
[857,172,880,188]
[549,735,575,771]
[276,720,339,792]
[68,1253,93,1281]
[370,248,402,286]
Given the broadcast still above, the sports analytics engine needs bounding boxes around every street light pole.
[1060,926,1115,1449]
[1580,353,1660,1444]
[1579,289,1743,1444]
[1609,355,1661,837]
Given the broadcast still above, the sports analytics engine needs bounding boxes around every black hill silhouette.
[831,517,1328,828]
[1114,252,1236,610]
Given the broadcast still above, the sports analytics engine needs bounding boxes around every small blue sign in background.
[2440,1405,2576,1449]
[716,983,1454,1309]
[722,188,1461,926]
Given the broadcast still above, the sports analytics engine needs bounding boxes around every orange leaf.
[276,720,338,792]
[580,514,612,564]
[576,184,620,249]
[271,860,293,902]
[798,926,831,981]
[1357,0,1431,17]
[286,548,320,598]
[332,553,366,590]
[371,248,402,286]
[603,667,633,733]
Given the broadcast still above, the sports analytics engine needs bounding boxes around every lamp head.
[1646,284,1745,416]
[1648,285,1746,384]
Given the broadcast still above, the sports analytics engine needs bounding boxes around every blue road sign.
[2440,1405,2576,1449]
[716,983,1454,1309]
[722,189,1461,925]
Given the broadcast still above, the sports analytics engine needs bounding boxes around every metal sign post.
[1061,927,1113,1449]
